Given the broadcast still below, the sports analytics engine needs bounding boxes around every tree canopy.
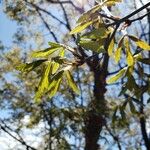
[0,0,150,149]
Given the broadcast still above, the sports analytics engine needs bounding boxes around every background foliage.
[0,0,150,149]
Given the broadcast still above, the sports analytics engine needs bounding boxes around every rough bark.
[84,54,109,150]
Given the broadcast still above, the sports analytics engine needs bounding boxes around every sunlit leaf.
[17,59,47,73]
[52,49,65,74]
[31,42,63,58]
[70,21,93,34]
[108,38,114,56]
[107,67,127,84]
[48,42,62,48]
[48,70,64,98]
[104,0,122,6]
[79,38,105,52]
[124,37,134,66]
[77,4,102,24]
[31,47,63,58]
[129,35,150,50]
[114,36,124,63]
[81,28,108,39]
[65,71,80,94]
[35,62,52,102]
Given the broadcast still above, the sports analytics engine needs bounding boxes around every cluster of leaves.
[17,0,150,103]
[1,0,150,149]
[17,42,80,102]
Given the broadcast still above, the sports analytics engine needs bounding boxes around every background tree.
[0,0,150,149]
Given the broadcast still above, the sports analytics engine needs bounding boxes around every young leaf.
[17,59,47,73]
[79,39,105,52]
[35,62,52,102]
[31,42,63,58]
[65,71,80,94]
[124,37,134,66]
[104,0,122,6]
[107,67,127,84]
[48,42,62,48]
[108,38,114,56]
[128,35,150,50]
[70,21,93,35]
[77,4,102,24]
[81,28,108,39]
[49,78,62,99]
[48,70,64,98]
[52,49,65,74]
[31,47,63,58]
[114,36,124,63]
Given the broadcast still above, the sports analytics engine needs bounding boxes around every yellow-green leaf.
[35,62,52,102]
[77,4,102,24]
[129,35,150,50]
[65,71,80,94]
[124,37,134,66]
[17,59,47,73]
[31,47,62,58]
[107,67,127,84]
[79,39,105,52]
[49,78,62,99]
[104,0,122,6]
[114,36,124,63]
[70,21,93,35]
[52,49,65,74]
[48,70,64,98]
[108,38,114,56]
[81,28,108,39]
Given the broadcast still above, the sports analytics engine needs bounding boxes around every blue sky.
[0,2,18,47]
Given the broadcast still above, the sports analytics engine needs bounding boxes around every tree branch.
[108,2,150,26]
[0,120,37,150]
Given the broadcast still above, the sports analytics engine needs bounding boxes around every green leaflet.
[126,74,138,92]
[31,42,63,58]
[114,36,124,63]
[107,67,127,84]
[70,21,93,34]
[48,42,63,48]
[133,53,142,60]
[31,47,63,58]
[52,49,65,74]
[78,28,108,52]
[81,28,108,39]
[48,70,64,98]
[16,59,47,73]
[128,35,150,50]
[77,4,103,24]
[124,37,134,66]
[104,0,122,6]
[65,71,80,94]
[108,38,114,56]
[35,62,52,102]
[79,39,105,52]
[49,78,62,99]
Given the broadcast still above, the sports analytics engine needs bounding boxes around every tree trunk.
[85,54,109,150]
